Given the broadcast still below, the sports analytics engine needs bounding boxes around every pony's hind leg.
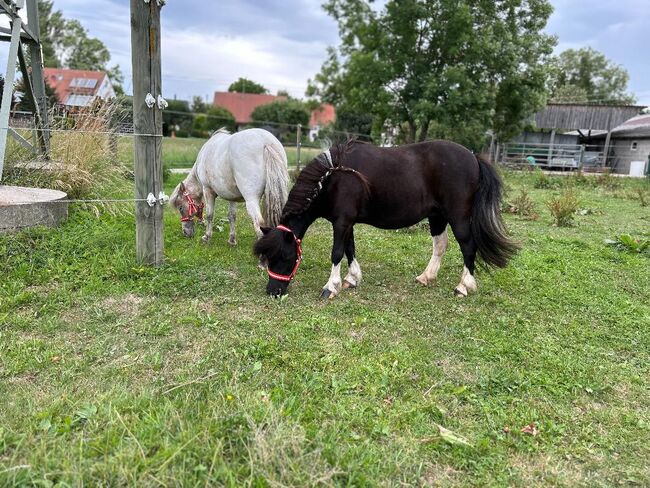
[228,201,237,246]
[201,189,217,243]
[342,227,362,289]
[244,198,265,240]
[449,220,478,297]
[416,217,448,286]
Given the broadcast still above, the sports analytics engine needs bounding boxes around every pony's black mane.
[281,140,368,220]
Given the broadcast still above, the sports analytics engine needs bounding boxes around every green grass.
[1,171,650,486]
[117,137,322,170]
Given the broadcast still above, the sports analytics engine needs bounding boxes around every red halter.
[180,191,204,222]
[267,225,303,282]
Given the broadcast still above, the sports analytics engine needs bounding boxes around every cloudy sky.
[5,0,650,105]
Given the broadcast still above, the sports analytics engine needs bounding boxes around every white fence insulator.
[158,191,169,205]
[157,95,168,110]
[146,192,158,207]
[145,93,156,108]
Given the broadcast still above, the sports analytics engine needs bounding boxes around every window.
[66,94,94,106]
[631,141,638,151]
[70,78,97,89]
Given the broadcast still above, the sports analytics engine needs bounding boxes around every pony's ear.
[179,181,186,192]
[260,226,272,235]
[283,231,295,243]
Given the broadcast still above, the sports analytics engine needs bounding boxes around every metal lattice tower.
[0,0,50,180]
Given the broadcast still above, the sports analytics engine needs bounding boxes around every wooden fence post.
[131,0,164,265]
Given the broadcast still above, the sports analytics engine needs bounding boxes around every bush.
[163,99,193,136]
[546,189,580,227]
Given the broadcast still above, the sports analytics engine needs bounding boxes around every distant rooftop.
[44,68,114,107]
[535,103,646,131]
[213,92,286,124]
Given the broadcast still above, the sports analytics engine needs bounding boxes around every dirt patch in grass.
[419,464,462,486]
[508,453,586,486]
[101,293,144,316]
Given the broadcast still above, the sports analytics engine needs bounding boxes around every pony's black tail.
[471,155,519,267]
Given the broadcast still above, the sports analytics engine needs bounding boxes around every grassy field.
[1,170,649,486]
[117,136,322,170]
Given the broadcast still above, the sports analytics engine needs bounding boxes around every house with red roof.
[308,103,336,141]
[44,68,115,108]
[213,91,337,138]
[213,92,287,127]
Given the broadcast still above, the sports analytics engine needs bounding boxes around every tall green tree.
[191,95,208,113]
[308,0,556,147]
[334,107,372,140]
[550,47,635,104]
[37,0,124,94]
[37,0,65,68]
[228,78,268,94]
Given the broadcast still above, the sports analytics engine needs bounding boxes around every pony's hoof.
[320,289,333,300]
[201,235,211,243]
[454,285,468,297]
[228,239,237,246]
[416,274,429,286]
[342,280,356,289]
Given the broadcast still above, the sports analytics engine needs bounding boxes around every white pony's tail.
[263,143,289,227]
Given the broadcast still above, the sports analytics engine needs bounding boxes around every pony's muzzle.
[266,279,289,297]
[182,221,195,237]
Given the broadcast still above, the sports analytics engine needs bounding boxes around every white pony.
[170,128,289,244]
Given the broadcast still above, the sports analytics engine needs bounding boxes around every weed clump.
[630,187,648,207]
[605,234,650,255]
[533,169,559,189]
[505,189,538,220]
[546,189,580,227]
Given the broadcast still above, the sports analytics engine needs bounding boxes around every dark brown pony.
[254,140,517,298]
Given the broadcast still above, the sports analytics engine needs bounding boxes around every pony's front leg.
[202,189,217,243]
[320,224,349,299]
[342,227,362,289]
[227,201,237,246]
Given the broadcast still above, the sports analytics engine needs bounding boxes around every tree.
[192,106,236,136]
[334,106,372,140]
[36,0,124,94]
[308,0,556,148]
[251,100,310,126]
[228,78,268,94]
[15,76,60,111]
[191,96,208,113]
[550,47,635,104]
[551,84,589,104]
[163,99,193,137]
[37,0,65,68]
[0,76,18,110]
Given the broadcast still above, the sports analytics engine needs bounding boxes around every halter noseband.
[266,225,303,282]
[180,191,204,222]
